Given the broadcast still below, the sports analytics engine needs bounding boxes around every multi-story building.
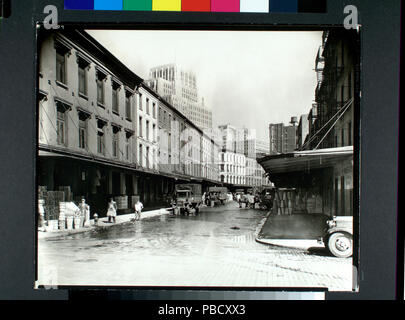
[218,124,245,154]
[296,114,309,149]
[310,30,356,151]
[219,151,246,185]
[37,29,221,217]
[218,124,271,188]
[259,29,358,218]
[146,64,213,130]
[136,84,159,171]
[269,120,297,155]
[308,29,357,216]
[243,128,256,159]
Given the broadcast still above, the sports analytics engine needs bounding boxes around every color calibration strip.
[65,0,327,13]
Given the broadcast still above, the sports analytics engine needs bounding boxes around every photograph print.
[36,26,359,291]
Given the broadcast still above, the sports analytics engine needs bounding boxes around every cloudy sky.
[87,30,322,141]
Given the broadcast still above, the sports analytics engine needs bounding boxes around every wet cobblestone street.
[38,202,353,291]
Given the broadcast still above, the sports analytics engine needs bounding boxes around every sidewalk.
[38,207,171,239]
[254,213,326,251]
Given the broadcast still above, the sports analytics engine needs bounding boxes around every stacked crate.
[59,202,81,230]
[41,190,65,221]
[270,188,324,215]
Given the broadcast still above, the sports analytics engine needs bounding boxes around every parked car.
[258,214,353,258]
[323,216,353,258]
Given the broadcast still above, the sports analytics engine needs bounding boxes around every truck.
[207,187,228,206]
[171,184,203,215]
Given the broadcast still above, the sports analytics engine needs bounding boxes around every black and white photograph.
[36,27,359,291]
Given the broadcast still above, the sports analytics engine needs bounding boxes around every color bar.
[94,0,123,10]
[65,0,327,12]
[182,0,211,12]
[270,0,298,13]
[123,0,152,11]
[153,0,182,11]
[65,0,94,10]
[211,0,240,12]
[240,0,269,13]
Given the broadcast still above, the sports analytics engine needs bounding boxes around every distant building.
[146,64,213,130]
[218,124,271,188]
[296,114,309,149]
[217,124,244,154]
[243,128,256,158]
[269,119,297,155]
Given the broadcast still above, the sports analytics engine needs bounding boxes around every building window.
[112,126,120,158]
[152,103,156,118]
[56,50,67,85]
[78,65,87,97]
[146,98,150,115]
[153,124,156,143]
[139,116,143,137]
[139,93,143,110]
[125,91,132,120]
[56,106,66,145]
[96,71,106,106]
[146,146,150,168]
[97,120,106,155]
[112,82,120,114]
[139,144,143,166]
[78,112,89,149]
[76,55,90,97]
[146,120,150,141]
[125,132,132,161]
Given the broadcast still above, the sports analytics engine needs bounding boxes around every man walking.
[134,200,144,221]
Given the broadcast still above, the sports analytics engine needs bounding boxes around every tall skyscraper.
[146,64,213,130]
[269,119,297,155]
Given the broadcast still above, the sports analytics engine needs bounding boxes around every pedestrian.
[107,198,117,223]
[134,200,144,220]
[78,198,90,227]
[236,193,242,208]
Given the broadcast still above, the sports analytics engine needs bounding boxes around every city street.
[37,202,353,291]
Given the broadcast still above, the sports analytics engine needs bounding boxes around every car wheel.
[327,232,353,258]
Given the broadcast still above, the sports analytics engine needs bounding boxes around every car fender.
[324,227,353,240]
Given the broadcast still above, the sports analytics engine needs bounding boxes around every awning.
[39,148,192,181]
[257,146,353,174]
